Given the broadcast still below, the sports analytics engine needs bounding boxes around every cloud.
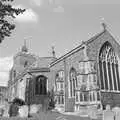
[0,56,13,86]
[14,5,39,23]
[30,0,42,6]
[53,6,64,13]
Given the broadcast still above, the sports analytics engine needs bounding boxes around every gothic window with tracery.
[99,42,120,91]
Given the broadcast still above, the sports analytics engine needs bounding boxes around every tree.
[0,0,25,43]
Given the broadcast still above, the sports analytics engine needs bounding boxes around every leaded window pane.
[89,93,92,101]
[62,96,64,104]
[80,93,83,101]
[97,92,100,101]
[112,63,117,90]
[103,62,108,90]
[76,92,79,102]
[84,93,88,101]
[108,62,113,90]
[116,64,120,91]
[93,92,95,101]
[99,61,104,89]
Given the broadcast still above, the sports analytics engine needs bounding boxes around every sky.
[1,0,120,86]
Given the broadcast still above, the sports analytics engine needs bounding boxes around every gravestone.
[88,105,98,119]
[18,105,28,117]
[3,103,10,117]
[103,110,115,120]
[103,105,115,120]
[30,104,42,114]
[112,107,120,120]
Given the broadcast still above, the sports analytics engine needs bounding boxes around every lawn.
[0,111,102,120]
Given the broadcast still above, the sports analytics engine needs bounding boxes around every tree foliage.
[0,0,25,43]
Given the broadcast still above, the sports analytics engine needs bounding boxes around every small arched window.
[35,75,47,95]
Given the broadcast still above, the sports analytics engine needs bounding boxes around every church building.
[8,24,120,113]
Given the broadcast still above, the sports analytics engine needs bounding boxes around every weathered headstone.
[2,103,9,117]
[103,105,115,120]
[18,105,28,117]
[88,106,98,119]
[103,110,115,120]
[30,104,42,114]
[112,107,120,120]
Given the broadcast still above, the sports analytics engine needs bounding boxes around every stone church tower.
[8,41,36,101]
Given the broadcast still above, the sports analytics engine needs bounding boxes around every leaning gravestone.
[88,105,98,119]
[18,105,28,117]
[103,105,115,120]
[30,104,42,114]
[3,103,10,117]
[112,107,120,120]
[30,104,38,114]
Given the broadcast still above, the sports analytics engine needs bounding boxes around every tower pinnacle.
[100,17,107,31]
[21,39,28,52]
[52,46,56,58]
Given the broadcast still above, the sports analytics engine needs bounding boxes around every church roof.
[50,29,107,66]
[28,68,50,73]
[29,57,55,69]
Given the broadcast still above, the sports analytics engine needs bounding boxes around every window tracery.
[99,42,120,91]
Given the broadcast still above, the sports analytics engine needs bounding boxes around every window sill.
[68,96,75,99]
[75,101,101,104]
[55,104,65,107]
[101,90,120,93]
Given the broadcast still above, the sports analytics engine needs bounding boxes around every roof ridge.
[50,29,105,66]
[85,29,106,44]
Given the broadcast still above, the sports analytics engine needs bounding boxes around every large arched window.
[99,42,120,91]
[69,68,77,97]
[35,75,47,95]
